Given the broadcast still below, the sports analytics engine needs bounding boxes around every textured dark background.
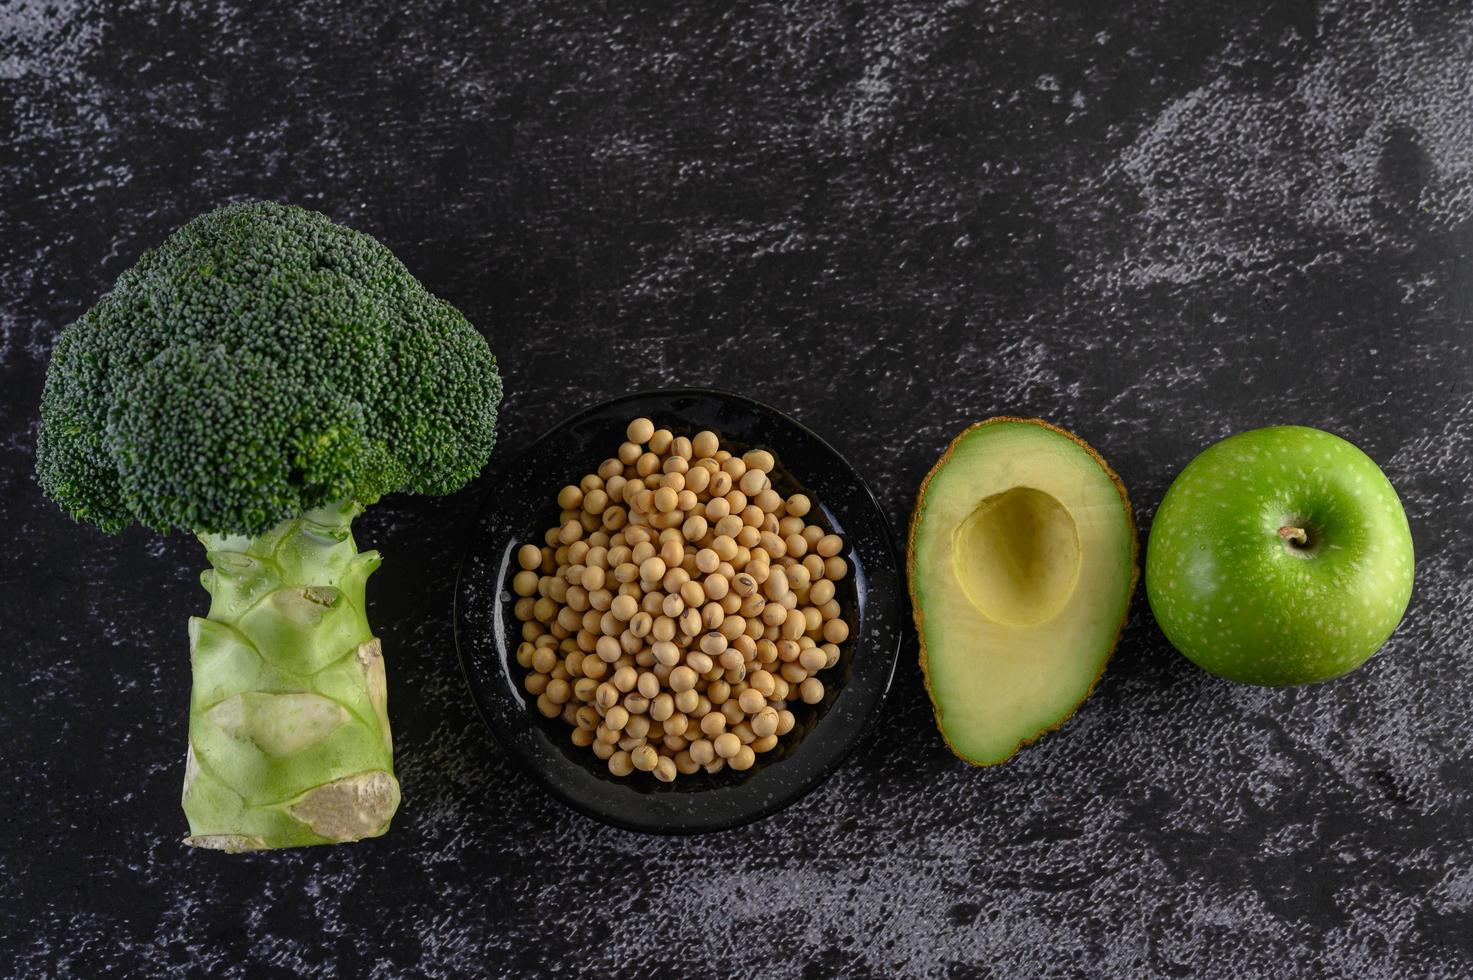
[3,1,1471,977]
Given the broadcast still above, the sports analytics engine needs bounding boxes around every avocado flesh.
[910,419,1138,765]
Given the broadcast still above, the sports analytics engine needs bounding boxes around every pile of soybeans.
[511,418,851,781]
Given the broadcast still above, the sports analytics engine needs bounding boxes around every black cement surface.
[2,2,1470,976]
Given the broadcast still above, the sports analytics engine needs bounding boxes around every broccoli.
[36,201,502,852]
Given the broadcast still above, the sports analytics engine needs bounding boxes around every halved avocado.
[908,418,1138,765]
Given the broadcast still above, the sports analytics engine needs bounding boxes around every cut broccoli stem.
[182,500,399,852]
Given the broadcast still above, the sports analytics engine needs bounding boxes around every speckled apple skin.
[1146,427,1414,686]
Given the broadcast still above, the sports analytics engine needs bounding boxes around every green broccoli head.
[37,201,502,536]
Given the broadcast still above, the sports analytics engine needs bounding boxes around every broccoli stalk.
[36,202,501,851]
[184,502,394,851]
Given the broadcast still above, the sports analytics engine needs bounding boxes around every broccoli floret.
[37,200,502,536]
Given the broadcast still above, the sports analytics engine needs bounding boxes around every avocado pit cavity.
[951,486,1082,627]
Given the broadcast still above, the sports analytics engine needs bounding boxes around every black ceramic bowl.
[455,389,902,833]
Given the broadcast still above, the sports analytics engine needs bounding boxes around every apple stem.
[1278,525,1309,548]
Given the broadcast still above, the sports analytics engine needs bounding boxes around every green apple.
[1146,425,1414,685]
